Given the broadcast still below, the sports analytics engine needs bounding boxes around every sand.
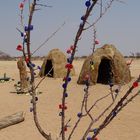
[0,59,140,140]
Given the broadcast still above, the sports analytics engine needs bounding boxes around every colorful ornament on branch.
[132,82,139,88]
[85,1,91,8]
[65,63,73,70]
[62,83,67,89]
[24,25,34,31]
[95,40,99,45]
[30,63,36,67]
[25,57,30,63]
[93,128,98,134]
[81,15,85,21]
[87,137,92,140]
[30,107,33,112]
[70,45,75,51]
[59,104,67,110]
[64,127,67,131]
[77,112,82,118]
[21,32,26,37]
[16,44,23,51]
[67,77,71,82]
[37,66,41,70]
[64,93,68,97]
[19,2,24,10]
[67,49,71,54]
[21,32,24,37]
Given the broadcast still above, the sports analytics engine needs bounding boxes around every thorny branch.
[61,1,100,139]
[90,76,140,139]
[32,22,65,55]
[19,0,52,139]
[84,0,116,30]
[17,1,139,140]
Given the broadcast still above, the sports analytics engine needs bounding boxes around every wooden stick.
[0,112,25,130]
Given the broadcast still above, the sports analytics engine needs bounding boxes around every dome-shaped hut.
[77,44,131,85]
[39,49,75,78]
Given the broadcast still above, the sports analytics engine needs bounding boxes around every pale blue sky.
[0,0,139,56]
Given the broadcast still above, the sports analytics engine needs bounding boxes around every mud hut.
[39,49,75,78]
[77,44,131,85]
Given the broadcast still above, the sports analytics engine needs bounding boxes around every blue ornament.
[24,25,34,31]
[77,112,82,118]
[29,25,33,30]
[93,128,98,134]
[67,58,71,63]
[37,66,41,70]
[81,15,85,21]
[62,83,67,89]
[85,1,91,8]
[67,77,71,82]
[112,111,117,117]
[64,93,68,97]
[31,63,36,67]
[24,26,28,31]
[21,32,24,37]
[30,107,33,112]
[87,137,92,140]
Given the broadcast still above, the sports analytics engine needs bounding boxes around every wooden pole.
[17,58,29,91]
[0,112,25,129]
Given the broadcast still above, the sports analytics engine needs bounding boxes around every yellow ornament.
[91,65,94,70]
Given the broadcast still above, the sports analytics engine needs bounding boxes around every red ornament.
[64,127,67,131]
[16,44,23,51]
[59,104,67,110]
[59,104,62,109]
[70,45,75,50]
[65,63,73,70]
[94,137,99,140]
[19,2,24,9]
[132,82,139,88]
[25,57,30,63]
[95,40,99,45]
[67,49,71,54]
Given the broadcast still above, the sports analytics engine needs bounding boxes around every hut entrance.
[97,58,113,84]
[44,60,54,77]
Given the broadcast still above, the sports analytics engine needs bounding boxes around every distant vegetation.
[0,50,12,60]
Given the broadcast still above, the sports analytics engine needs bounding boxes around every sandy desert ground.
[0,58,140,140]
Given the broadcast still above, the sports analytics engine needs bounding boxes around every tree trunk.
[17,58,29,91]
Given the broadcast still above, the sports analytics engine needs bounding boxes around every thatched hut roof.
[77,44,131,85]
[39,49,75,78]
